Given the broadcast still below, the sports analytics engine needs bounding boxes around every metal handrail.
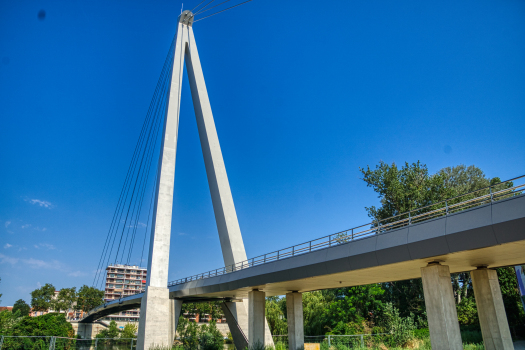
[167,175,524,287]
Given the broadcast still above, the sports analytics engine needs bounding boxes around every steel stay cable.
[194,0,253,22]
[124,75,171,265]
[115,31,178,267]
[96,37,176,288]
[119,62,171,264]
[92,57,168,287]
[113,68,172,267]
[193,0,231,16]
[124,44,175,265]
[193,0,216,15]
[139,168,158,268]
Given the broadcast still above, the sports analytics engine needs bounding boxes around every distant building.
[0,306,13,312]
[103,264,147,322]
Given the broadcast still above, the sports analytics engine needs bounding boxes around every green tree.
[11,312,74,337]
[303,291,329,336]
[265,296,287,335]
[76,285,104,312]
[359,161,453,223]
[96,320,120,339]
[12,299,31,317]
[121,323,137,338]
[53,287,77,315]
[497,267,525,333]
[182,301,224,321]
[30,283,56,312]
[0,309,20,335]
[199,321,224,350]
[180,320,199,350]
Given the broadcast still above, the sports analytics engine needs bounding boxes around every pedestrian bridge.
[81,187,525,323]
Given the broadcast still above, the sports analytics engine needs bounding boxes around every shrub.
[199,322,224,350]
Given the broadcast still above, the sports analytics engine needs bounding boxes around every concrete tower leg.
[170,299,183,345]
[471,267,514,350]
[421,263,462,350]
[249,290,266,348]
[184,24,273,347]
[222,302,249,350]
[286,292,304,350]
[136,19,188,350]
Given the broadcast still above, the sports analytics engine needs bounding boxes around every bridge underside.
[81,194,525,323]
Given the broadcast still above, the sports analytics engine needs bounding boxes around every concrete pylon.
[137,10,273,349]
[286,292,304,350]
[421,263,462,350]
[471,267,514,350]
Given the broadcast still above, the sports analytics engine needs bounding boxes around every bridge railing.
[167,175,525,287]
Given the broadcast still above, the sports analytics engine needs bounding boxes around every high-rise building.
[103,264,147,322]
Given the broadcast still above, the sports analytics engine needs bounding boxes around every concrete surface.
[421,263,462,350]
[286,292,304,350]
[248,290,266,347]
[136,286,171,350]
[472,267,514,350]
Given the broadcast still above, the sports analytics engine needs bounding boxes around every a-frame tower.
[137,11,273,350]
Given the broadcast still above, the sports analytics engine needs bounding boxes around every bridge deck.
[81,194,525,323]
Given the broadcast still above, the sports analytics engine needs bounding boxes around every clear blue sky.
[1,0,524,306]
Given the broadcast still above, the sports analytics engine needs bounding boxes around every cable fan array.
[188,0,253,22]
[92,36,176,290]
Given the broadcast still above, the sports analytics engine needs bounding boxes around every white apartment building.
[103,264,147,322]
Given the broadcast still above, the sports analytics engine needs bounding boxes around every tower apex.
[179,10,194,26]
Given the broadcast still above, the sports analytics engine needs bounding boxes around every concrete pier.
[421,263,462,350]
[170,299,183,345]
[248,290,266,347]
[471,267,514,350]
[286,292,304,350]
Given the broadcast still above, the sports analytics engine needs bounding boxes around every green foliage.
[456,298,479,326]
[12,299,31,317]
[497,266,525,330]
[0,309,21,335]
[460,330,483,345]
[359,161,453,222]
[96,320,120,339]
[379,303,417,347]
[303,291,328,336]
[199,322,224,350]
[76,285,104,312]
[266,296,288,335]
[30,283,56,311]
[179,320,199,350]
[121,323,138,338]
[182,301,224,321]
[11,313,74,337]
[53,287,77,314]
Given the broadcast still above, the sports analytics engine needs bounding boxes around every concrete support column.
[222,302,249,350]
[170,299,183,345]
[286,292,304,350]
[248,290,266,348]
[137,287,171,350]
[471,267,514,350]
[421,263,462,350]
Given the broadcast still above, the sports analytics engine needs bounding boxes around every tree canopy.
[12,299,30,317]
[30,283,56,312]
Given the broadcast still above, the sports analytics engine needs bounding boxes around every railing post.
[408,211,411,225]
[329,235,332,246]
[252,258,254,267]
[446,200,449,215]
[264,254,266,263]
[130,338,134,350]
[328,335,331,348]
[0,335,4,350]
[360,335,364,348]
[292,246,294,256]
[277,251,279,260]
[309,241,312,252]
[95,337,98,350]
[490,186,493,202]
[351,228,354,240]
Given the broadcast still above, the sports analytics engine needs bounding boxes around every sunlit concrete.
[248,290,266,347]
[421,263,462,350]
[286,292,304,350]
[471,267,514,350]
